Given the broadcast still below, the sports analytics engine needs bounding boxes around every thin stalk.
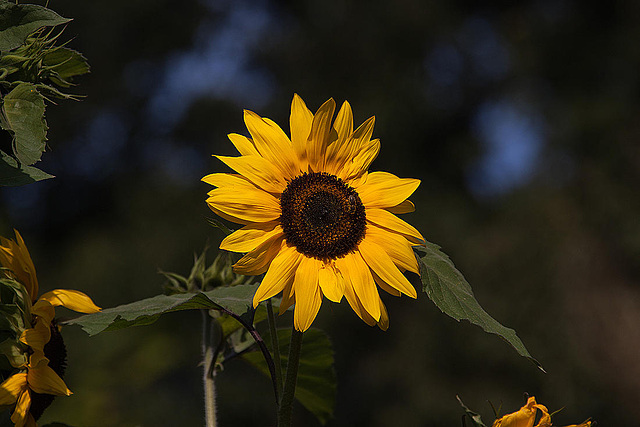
[277,327,304,427]
[220,307,280,407]
[201,310,220,427]
[266,299,283,403]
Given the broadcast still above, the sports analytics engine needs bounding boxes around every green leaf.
[0,150,53,186]
[0,338,27,370]
[43,47,90,87]
[1,82,47,165]
[416,243,543,371]
[457,395,488,427]
[64,284,261,336]
[243,328,336,425]
[0,1,71,51]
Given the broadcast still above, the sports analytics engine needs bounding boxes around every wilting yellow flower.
[0,230,39,302]
[492,396,592,427]
[0,232,100,426]
[492,396,549,427]
[203,94,424,332]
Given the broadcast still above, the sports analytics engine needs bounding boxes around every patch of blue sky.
[144,0,277,135]
[467,98,546,197]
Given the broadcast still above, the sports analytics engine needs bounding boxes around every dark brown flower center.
[280,172,366,260]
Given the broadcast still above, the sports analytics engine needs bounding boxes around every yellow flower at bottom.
[0,231,101,425]
[492,396,549,427]
[203,94,424,331]
[0,355,72,427]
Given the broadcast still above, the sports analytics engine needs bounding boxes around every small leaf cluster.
[162,249,253,294]
[0,278,32,376]
[0,0,89,186]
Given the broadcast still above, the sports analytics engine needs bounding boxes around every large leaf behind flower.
[65,284,263,336]
[1,82,48,166]
[0,0,70,51]
[244,328,336,425]
[416,243,543,371]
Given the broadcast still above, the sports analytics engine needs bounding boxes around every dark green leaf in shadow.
[0,1,71,51]
[0,150,53,186]
[416,243,543,371]
[0,151,54,187]
[243,328,336,425]
[457,395,488,427]
[1,82,47,165]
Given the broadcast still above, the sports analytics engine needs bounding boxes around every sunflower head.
[204,94,424,332]
[0,232,101,426]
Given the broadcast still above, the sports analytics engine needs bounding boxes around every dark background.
[2,0,639,425]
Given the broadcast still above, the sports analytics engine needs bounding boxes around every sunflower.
[0,231,100,427]
[491,396,592,427]
[203,94,424,332]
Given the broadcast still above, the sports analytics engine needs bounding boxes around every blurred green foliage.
[1,0,639,426]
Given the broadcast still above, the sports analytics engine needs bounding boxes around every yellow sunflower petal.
[27,360,71,396]
[366,225,419,274]
[332,100,354,146]
[366,207,425,244]
[307,98,336,172]
[38,289,101,313]
[232,234,284,275]
[342,279,376,326]
[372,270,401,296]
[326,116,374,176]
[0,373,27,405]
[357,171,421,209]
[351,116,376,148]
[318,262,343,303]
[336,251,381,321]
[324,100,354,174]
[534,404,551,427]
[278,274,296,315]
[207,186,281,223]
[358,238,417,298]
[377,299,390,331]
[290,94,313,165]
[493,396,537,427]
[19,323,50,353]
[244,110,300,180]
[0,231,39,302]
[10,388,30,427]
[387,199,415,214]
[202,172,250,189]
[220,222,282,253]
[228,133,259,156]
[215,155,286,193]
[252,243,302,307]
[207,205,251,226]
[31,300,55,324]
[292,257,323,332]
[341,138,380,181]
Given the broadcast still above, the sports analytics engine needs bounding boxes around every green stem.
[201,310,220,427]
[266,299,283,403]
[277,327,304,427]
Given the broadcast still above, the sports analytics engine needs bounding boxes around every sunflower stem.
[201,309,220,427]
[267,299,283,403]
[277,327,303,427]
